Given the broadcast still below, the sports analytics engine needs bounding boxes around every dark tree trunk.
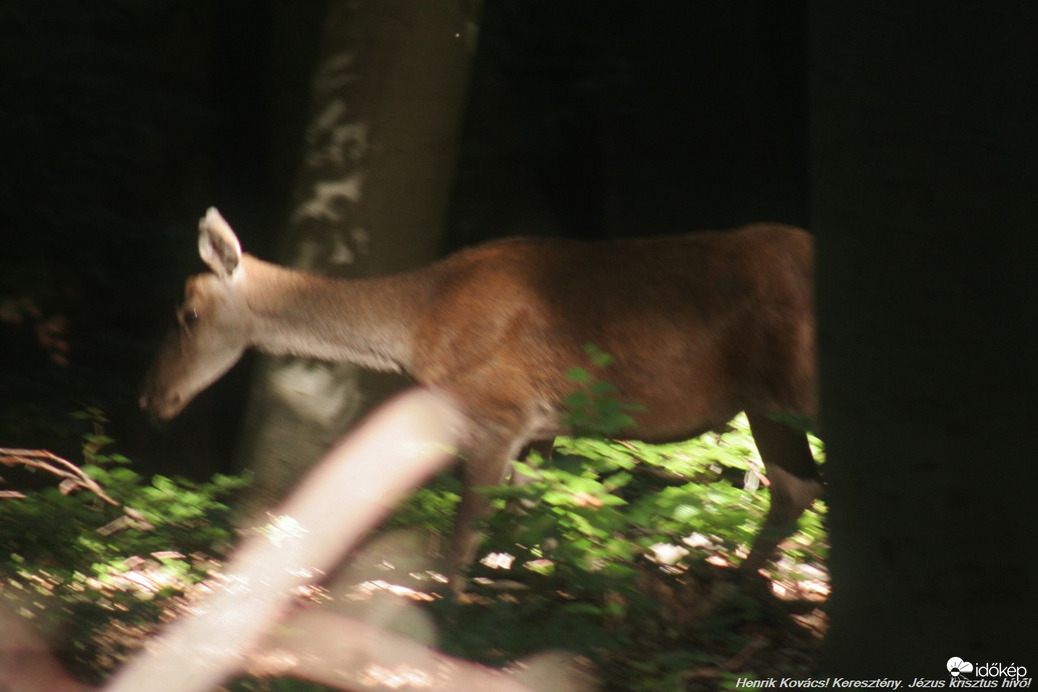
[813,1,1038,677]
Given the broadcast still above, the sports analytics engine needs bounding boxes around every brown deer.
[140,208,822,590]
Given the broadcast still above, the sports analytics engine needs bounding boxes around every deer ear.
[198,207,243,279]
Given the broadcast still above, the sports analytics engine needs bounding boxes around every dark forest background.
[2,0,1036,681]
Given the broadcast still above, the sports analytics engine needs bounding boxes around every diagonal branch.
[0,447,119,506]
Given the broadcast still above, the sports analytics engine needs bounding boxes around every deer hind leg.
[511,438,554,486]
[494,438,554,521]
[742,412,824,574]
[447,432,526,593]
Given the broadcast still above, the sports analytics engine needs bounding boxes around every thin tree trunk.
[236,0,477,516]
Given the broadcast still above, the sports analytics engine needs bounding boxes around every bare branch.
[250,609,590,692]
[105,387,469,692]
[0,447,119,506]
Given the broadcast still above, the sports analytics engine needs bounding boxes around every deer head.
[140,208,252,420]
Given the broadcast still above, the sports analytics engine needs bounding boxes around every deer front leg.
[742,412,824,574]
[447,434,525,594]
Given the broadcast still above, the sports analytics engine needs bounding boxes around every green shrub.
[0,407,248,680]
[421,345,828,689]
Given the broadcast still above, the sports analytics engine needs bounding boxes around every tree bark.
[236,0,477,516]
[813,1,1038,677]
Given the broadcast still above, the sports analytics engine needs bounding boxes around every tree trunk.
[236,0,477,516]
[813,2,1037,677]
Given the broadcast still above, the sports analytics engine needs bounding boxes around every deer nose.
[140,391,184,420]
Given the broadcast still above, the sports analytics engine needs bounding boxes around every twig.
[0,447,119,506]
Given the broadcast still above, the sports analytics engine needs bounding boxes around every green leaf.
[589,380,618,396]
[565,366,591,383]
[583,342,615,367]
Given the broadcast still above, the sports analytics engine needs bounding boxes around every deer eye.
[178,307,200,330]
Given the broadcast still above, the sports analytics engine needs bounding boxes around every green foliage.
[561,343,645,436]
[0,407,248,680]
[384,472,461,538]
[429,347,827,688]
[481,346,825,587]
[444,414,827,688]
[3,354,828,688]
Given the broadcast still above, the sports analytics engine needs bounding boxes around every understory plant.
[0,407,247,681]
[425,345,828,689]
[1,347,829,690]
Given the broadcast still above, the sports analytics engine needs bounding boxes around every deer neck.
[240,255,431,374]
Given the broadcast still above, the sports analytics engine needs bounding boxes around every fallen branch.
[5,389,595,691]
[105,387,478,692]
[252,608,591,691]
[0,447,119,506]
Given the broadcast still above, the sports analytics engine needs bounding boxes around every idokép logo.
[946,657,1029,686]
[947,658,974,677]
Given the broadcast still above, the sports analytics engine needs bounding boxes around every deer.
[140,208,823,592]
